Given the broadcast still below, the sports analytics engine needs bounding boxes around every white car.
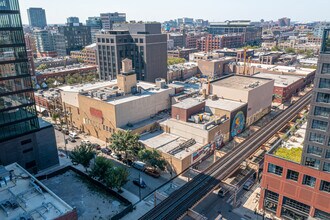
[69,132,78,139]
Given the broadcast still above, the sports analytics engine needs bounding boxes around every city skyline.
[19,0,330,25]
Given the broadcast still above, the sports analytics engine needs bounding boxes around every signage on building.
[0,0,10,10]
[90,107,103,119]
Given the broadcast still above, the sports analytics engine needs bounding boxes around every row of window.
[305,156,330,172]
[265,190,330,219]
[97,37,144,44]
[102,124,114,133]
[314,106,330,118]
[309,132,330,146]
[267,163,330,192]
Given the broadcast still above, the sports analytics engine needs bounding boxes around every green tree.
[271,46,280,51]
[167,57,186,66]
[285,47,295,54]
[46,78,56,88]
[37,64,48,71]
[109,130,142,159]
[89,156,113,181]
[69,144,95,171]
[51,113,60,125]
[138,149,166,171]
[104,167,129,192]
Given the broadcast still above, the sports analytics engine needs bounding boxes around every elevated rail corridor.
[140,91,312,220]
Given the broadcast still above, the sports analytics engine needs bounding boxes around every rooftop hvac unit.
[155,78,166,89]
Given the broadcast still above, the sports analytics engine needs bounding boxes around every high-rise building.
[86,16,102,43]
[100,12,126,30]
[67,16,80,24]
[27,7,47,29]
[278,17,291,27]
[34,30,55,54]
[314,22,330,38]
[302,30,330,171]
[0,0,59,173]
[53,22,92,56]
[96,23,167,82]
[259,29,330,219]
[208,20,262,46]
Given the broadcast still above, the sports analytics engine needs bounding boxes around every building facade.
[197,34,244,52]
[259,29,330,220]
[100,12,126,30]
[0,0,59,173]
[34,30,55,54]
[208,20,262,46]
[96,23,167,82]
[86,16,102,43]
[27,7,47,29]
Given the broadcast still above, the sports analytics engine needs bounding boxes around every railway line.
[140,91,312,220]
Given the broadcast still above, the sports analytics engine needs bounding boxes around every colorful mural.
[231,111,245,138]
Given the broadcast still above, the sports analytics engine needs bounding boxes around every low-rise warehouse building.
[204,75,274,126]
[60,63,175,141]
[197,57,236,78]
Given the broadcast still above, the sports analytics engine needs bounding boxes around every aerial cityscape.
[0,0,330,220]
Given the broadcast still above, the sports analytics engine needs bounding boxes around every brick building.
[197,34,244,52]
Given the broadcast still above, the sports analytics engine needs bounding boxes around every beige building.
[204,75,274,126]
[60,71,175,141]
[197,57,236,78]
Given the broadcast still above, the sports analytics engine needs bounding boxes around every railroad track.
[140,91,312,220]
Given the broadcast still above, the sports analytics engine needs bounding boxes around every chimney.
[117,58,137,94]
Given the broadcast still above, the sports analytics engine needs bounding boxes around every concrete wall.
[171,102,205,122]
[115,89,174,128]
[211,85,249,103]
[61,91,79,108]
[0,126,59,173]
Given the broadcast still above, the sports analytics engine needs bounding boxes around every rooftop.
[206,98,247,112]
[59,81,117,93]
[36,64,96,75]
[172,98,204,110]
[211,75,272,91]
[0,163,74,220]
[253,72,302,88]
[140,131,203,159]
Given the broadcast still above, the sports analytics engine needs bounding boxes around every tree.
[51,113,60,125]
[69,144,95,171]
[167,57,186,66]
[271,46,280,51]
[284,47,295,54]
[109,130,142,159]
[45,78,56,88]
[104,167,129,192]
[37,64,48,71]
[89,156,113,181]
[138,149,167,171]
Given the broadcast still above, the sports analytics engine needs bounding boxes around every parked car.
[62,128,69,135]
[69,132,78,139]
[111,153,122,161]
[54,125,62,131]
[144,167,160,178]
[91,143,101,150]
[101,148,112,155]
[122,158,133,166]
[243,180,254,191]
[132,161,146,171]
[81,140,91,145]
[133,178,146,188]
[68,137,76,143]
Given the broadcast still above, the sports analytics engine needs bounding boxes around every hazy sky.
[19,0,330,25]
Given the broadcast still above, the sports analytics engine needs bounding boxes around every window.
[307,145,323,156]
[268,163,283,176]
[321,63,330,74]
[326,150,330,159]
[314,209,330,220]
[316,92,330,104]
[323,162,330,173]
[311,119,328,131]
[21,139,32,145]
[282,197,310,214]
[139,39,144,43]
[320,180,330,193]
[314,106,330,118]
[321,30,330,53]
[264,190,279,213]
[309,132,325,144]
[319,78,330,89]
[305,157,320,169]
[302,175,316,188]
[286,169,299,181]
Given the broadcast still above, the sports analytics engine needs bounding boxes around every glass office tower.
[0,0,40,141]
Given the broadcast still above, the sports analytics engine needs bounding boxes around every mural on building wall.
[192,143,215,163]
[231,111,245,138]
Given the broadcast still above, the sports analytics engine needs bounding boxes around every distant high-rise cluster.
[27,7,47,28]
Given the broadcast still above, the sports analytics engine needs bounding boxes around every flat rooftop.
[140,131,203,159]
[172,98,204,110]
[206,98,246,112]
[254,72,302,88]
[0,163,74,220]
[59,80,117,93]
[212,75,272,91]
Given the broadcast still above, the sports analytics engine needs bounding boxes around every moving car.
[243,179,254,191]
[69,132,78,139]
[132,161,146,171]
[133,178,146,188]
[144,167,160,178]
